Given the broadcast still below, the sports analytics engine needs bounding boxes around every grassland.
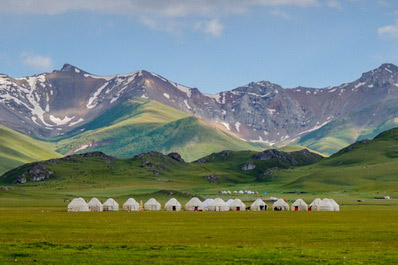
[0,203,397,264]
[0,125,61,174]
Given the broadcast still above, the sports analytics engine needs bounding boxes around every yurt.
[185,197,204,211]
[291,198,308,211]
[208,198,230,211]
[329,199,340,211]
[203,199,214,211]
[230,199,246,211]
[250,198,268,211]
[272,199,289,211]
[144,198,161,211]
[318,198,334,211]
[88,198,103,212]
[309,198,322,211]
[226,199,234,206]
[123,198,140,211]
[67,198,89,212]
[164,198,181,211]
[103,198,119,211]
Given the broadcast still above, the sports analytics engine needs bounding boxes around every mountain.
[0,125,61,173]
[52,98,265,162]
[1,63,398,157]
[271,127,398,192]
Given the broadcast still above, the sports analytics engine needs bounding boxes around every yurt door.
[308,207,312,211]
[172,206,176,211]
[194,206,198,212]
[236,207,240,211]
[260,205,264,210]
[295,206,298,211]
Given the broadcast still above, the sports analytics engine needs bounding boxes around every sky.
[0,0,398,94]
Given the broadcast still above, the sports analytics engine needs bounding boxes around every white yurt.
[185,197,204,211]
[68,198,89,212]
[226,199,234,206]
[144,198,161,211]
[164,198,181,211]
[208,198,230,211]
[88,197,103,212]
[291,198,308,211]
[272,199,289,211]
[319,198,334,211]
[123,198,140,211]
[103,198,119,211]
[250,198,268,211]
[329,199,340,211]
[230,199,246,211]
[203,199,214,211]
[309,198,322,211]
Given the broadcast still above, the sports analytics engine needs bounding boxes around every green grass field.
[0,202,397,264]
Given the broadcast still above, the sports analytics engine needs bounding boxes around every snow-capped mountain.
[1,63,398,154]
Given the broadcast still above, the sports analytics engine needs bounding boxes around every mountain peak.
[60,63,84,74]
[361,63,398,79]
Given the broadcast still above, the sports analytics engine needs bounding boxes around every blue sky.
[0,0,398,93]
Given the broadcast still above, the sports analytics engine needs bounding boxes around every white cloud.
[195,19,224,37]
[20,52,54,72]
[378,20,398,39]
[327,0,342,9]
[0,0,320,16]
[270,9,291,19]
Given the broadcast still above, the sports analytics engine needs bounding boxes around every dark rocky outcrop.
[241,161,256,170]
[204,174,220,183]
[60,151,115,163]
[167,152,185,163]
[11,162,54,184]
[254,149,298,164]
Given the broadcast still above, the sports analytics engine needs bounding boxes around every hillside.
[0,125,61,174]
[53,98,266,161]
[273,127,398,192]
[0,149,322,205]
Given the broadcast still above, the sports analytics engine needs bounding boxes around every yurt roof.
[226,199,234,205]
[145,198,160,205]
[186,197,203,205]
[251,198,266,205]
[273,199,288,206]
[88,198,102,205]
[124,198,138,205]
[103,198,118,206]
[292,198,307,206]
[165,198,181,206]
[230,199,245,207]
[310,198,322,206]
[210,198,228,206]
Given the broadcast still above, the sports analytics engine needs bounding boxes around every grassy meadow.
[0,203,398,264]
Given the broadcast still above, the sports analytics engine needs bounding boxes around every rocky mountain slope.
[1,63,398,155]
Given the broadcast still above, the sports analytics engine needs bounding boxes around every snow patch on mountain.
[221,122,230,131]
[86,82,109,109]
[49,115,75,126]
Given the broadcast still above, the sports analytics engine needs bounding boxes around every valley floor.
[0,203,398,264]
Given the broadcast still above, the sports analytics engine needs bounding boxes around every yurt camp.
[103,198,119,211]
[88,198,103,212]
[229,199,246,211]
[309,198,322,211]
[272,199,289,211]
[208,198,230,211]
[123,198,140,211]
[67,198,89,212]
[164,198,181,211]
[144,198,161,211]
[250,198,268,211]
[185,197,204,211]
[319,198,334,211]
[291,198,308,211]
[203,199,214,211]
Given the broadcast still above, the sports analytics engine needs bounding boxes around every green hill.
[275,127,398,192]
[53,98,266,162]
[0,125,61,174]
